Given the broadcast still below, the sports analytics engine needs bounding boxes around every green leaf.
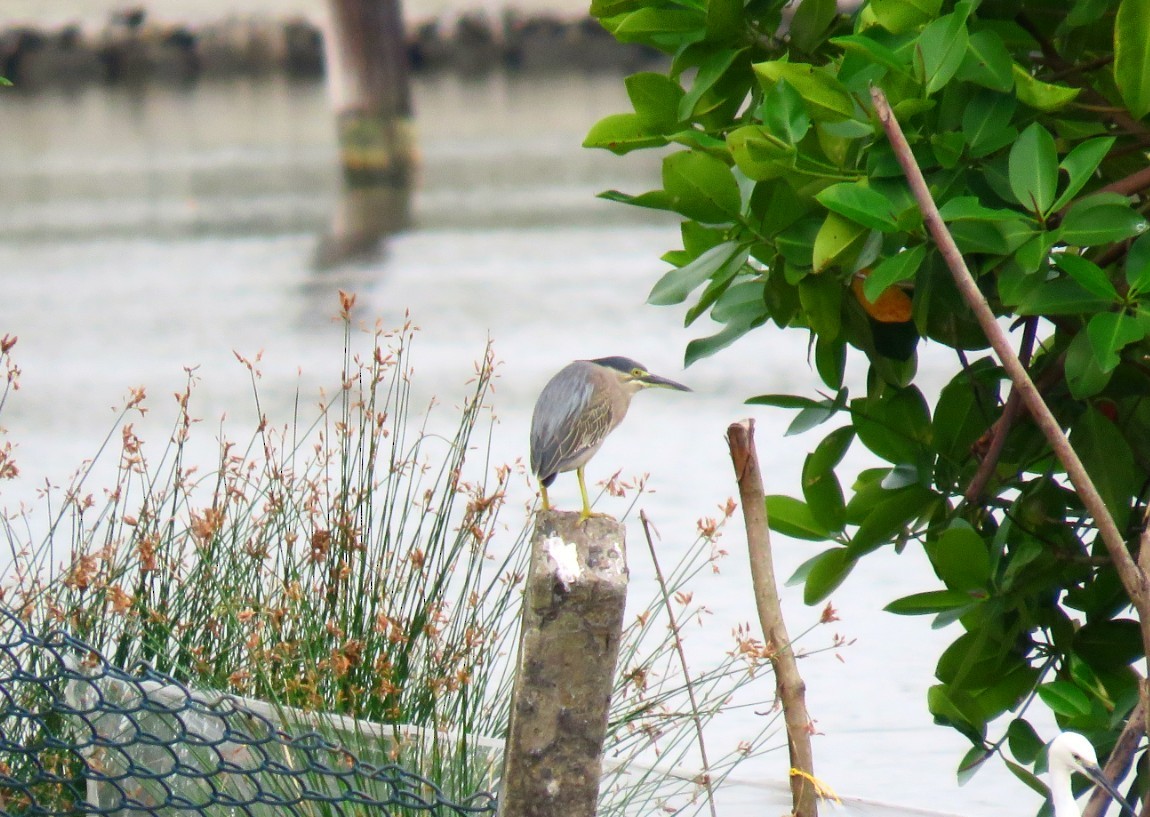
[766,495,830,540]
[684,319,760,365]
[849,484,937,555]
[597,188,677,212]
[803,547,855,604]
[798,272,843,338]
[1037,681,1092,717]
[584,113,669,154]
[1086,311,1145,372]
[1012,64,1081,111]
[753,60,855,122]
[790,0,837,53]
[678,48,742,121]
[927,684,985,736]
[1071,405,1137,529]
[705,0,743,42]
[802,454,846,534]
[1065,330,1112,398]
[816,183,899,232]
[1114,0,1150,118]
[851,388,931,464]
[812,211,868,273]
[1074,618,1144,670]
[1054,254,1119,301]
[612,8,706,43]
[746,394,823,409]
[956,30,1013,91]
[885,589,977,614]
[1004,759,1048,797]
[925,521,990,592]
[864,245,928,301]
[648,241,745,305]
[962,91,1017,158]
[871,0,942,34]
[830,34,910,74]
[1060,194,1150,246]
[727,125,796,181]
[662,151,742,223]
[1015,279,1113,316]
[763,80,811,144]
[937,197,1021,222]
[1008,123,1058,216]
[626,72,685,131]
[1006,718,1044,764]
[1050,137,1115,213]
[916,9,970,95]
[1126,233,1150,295]
[807,425,855,474]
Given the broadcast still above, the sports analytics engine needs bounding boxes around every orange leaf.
[851,273,913,323]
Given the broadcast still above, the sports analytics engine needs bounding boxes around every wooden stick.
[727,419,817,817]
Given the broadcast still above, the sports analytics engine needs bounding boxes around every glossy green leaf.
[1114,0,1150,118]
[1074,618,1143,670]
[871,0,942,34]
[917,10,970,94]
[662,150,742,223]
[815,334,847,389]
[1126,233,1150,295]
[766,495,830,540]
[753,61,855,121]
[684,317,762,365]
[803,547,855,604]
[678,48,742,121]
[956,30,1013,91]
[1004,760,1048,797]
[705,0,743,42]
[790,0,837,52]
[763,80,811,144]
[885,589,977,614]
[612,8,706,42]
[727,125,796,180]
[648,241,746,305]
[962,91,1017,158]
[626,72,685,131]
[807,425,855,474]
[812,211,868,273]
[864,245,927,301]
[1050,137,1115,213]
[584,113,669,154]
[1008,123,1058,216]
[746,394,823,410]
[1012,64,1081,111]
[937,197,1020,222]
[816,183,899,232]
[798,272,843,338]
[1006,719,1044,764]
[1060,194,1150,246]
[1054,254,1119,301]
[927,684,985,736]
[1086,311,1145,372]
[1037,681,1092,717]
[1065,330,1112,398]
[849,484,937,555]
[926,521,991,592]
[851,388,932,464]
[830,33,910,74]
[1015,279,1112,316]
[1071,405,1137,529]
[802,454,846,534]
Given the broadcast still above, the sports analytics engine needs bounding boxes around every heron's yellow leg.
[539,480,551,512]
[577,466,593,522]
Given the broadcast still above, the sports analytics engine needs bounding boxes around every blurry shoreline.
[0,7,664,89]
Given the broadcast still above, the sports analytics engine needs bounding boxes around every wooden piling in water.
[498,511,628,817]
[322,0,414,184]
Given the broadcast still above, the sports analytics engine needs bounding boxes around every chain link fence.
[0,605,500,816]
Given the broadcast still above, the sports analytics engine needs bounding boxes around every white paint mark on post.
[544,536,581,590]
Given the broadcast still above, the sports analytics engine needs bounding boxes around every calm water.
[0,74,1052,816]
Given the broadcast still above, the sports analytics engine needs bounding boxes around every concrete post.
[498,511,628,817]
[322,0,414,185]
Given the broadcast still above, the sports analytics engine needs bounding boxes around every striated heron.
[530,356,690,521]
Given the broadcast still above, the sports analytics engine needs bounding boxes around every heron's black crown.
[589,356,646,373]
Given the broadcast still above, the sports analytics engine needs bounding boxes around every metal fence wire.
[0,605,499,816]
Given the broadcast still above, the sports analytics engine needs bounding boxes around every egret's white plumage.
[1047,732,1136,817]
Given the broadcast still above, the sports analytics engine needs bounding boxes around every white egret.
[1048,732,1137,817]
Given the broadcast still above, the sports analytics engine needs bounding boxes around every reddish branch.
[727,419,817,817]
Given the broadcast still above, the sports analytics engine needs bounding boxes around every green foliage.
[587,0,1150,803]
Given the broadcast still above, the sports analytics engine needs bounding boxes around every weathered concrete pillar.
[322,0,414,184]
[498,511,628,817]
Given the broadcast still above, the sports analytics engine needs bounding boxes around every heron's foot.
[577,509,611,525]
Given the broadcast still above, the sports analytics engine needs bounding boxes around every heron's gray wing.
[530,363,603,479]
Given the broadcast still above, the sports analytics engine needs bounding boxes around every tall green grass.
[0,297,806,815]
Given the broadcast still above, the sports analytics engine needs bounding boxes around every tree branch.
[869,84,1150,619]
[727,419,817,817]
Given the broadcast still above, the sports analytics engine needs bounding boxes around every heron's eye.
[630,368,644,377]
